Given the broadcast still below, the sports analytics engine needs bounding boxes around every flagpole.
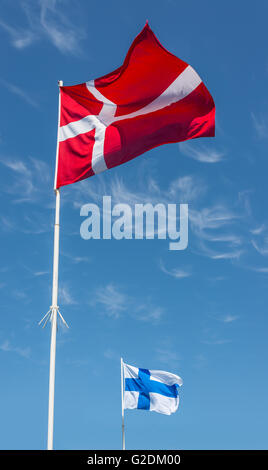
[121,357,125,450]
[46,80,63,450]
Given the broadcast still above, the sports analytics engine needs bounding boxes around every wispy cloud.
[202,338,231,345]
[251,266,268,273]
[0,215,16,232]
[207,248,243,260]
[251,223,268,256]
[0,157,31,177]
[0,155,55,237]
[93,283,164,323]
[74,173,204,241]
[221,314,239,323]
[12,289,29,301]
[0,0,86,55]
[179,142,225,163]
[94,283,128,319]
[167,175,206,202]
[251,112,268,139]
[202,310,238,347]
[250,224,266,235]
[0,79,38,107]
[21,264,50,278]
[159,259,191,279]
[0,339,31,358]
[59,285,76,305]
[39,0,86,55]
[209,312,239,323]
[189,204,244,260]
[189,205,239,234]
[74,171,263,266]
[133,303,164,324]
[0,155,52,203]
[103,348,120,361]
[251,238,268,256]
[72,173,205,209]
[33,271,50,277]
[0,18,36,49]
[62,252,91,264]
[0,210,52,235]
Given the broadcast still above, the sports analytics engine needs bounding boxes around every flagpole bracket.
[38,306,69,329]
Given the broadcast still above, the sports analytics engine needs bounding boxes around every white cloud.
[207,234,242,246]
[251,112,268,139]
[160,259,191,279]
[71,169,267,267]
[0,0,86,55]
[33,271,49,276]
[13,289,28,301]
[251,238,268,256]
[179,142,224,163]
[189,202,246,261]
[0,155,52,203]
[219,314,239,323]
[133,303,164,324]
[72,173,205,210]
[74,174,251,263]
[168,175,205,202]
[94,284,128,319]
[210,250,243,260]
[202,338,231,345]
[62,252,91,264]
[251,266,268,273]
[250,224,266,235]
[250,223,268,257]
[0,18,36,49]
[0,157,31,177]
[93,283,164,323]
[190,205,238,234]
[59,285,76,305]
[221,314,239,323]
[0,340,31,358]
[0,79,38,108]
[39,0,86,55]
[0,215,16,232]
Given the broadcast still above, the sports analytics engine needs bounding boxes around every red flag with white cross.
[55,23,215,189]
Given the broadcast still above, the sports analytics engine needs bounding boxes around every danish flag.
[55,23,215,189]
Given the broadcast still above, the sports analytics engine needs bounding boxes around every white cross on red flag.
[55,23,215,189]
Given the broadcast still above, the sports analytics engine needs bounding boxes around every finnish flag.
[123,362,183,415]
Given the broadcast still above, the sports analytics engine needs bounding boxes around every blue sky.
[0,0,268,450]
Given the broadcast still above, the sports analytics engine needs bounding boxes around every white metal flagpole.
[47,186,60,450]
[39,80,68,450]
[121,357,126,450]
[47,79,62,450]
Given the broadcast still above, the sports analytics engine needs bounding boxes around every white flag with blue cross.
[123,362,183,415]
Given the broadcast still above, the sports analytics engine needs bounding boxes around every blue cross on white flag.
[123,362,183,415]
